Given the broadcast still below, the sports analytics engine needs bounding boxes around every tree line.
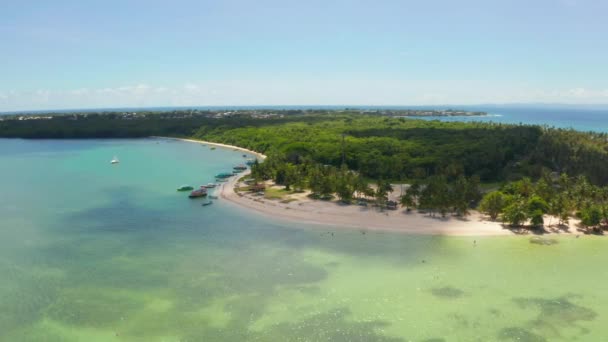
[476,173,608,231]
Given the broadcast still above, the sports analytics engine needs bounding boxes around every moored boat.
[245,158,256,166]
[204,183,217,188]
[110,156,120,164]
[215,172,233,179]
[233,164,247,171]
[201,200,213,206]
[177,185,194,191]
[188,188,208,198]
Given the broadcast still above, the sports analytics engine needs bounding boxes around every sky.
[1,0,607,111]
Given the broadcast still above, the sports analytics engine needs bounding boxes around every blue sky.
[1,0,607,111]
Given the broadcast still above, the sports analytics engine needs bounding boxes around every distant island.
[0,107,486,121]
[2,109,608,235]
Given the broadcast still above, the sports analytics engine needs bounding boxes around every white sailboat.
[110,156,120,164]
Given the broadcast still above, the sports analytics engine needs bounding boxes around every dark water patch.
[67,257,172,290]
[133,306,404,342]
[498,327,547,342]
[44,287,144,329]
[255,308,404,342]
[431,286,465,299]
[513,295,597,324]
[170,247,329,312]
[293,285,322,295]
[489,308,502,316]
[1,326,69,342]
[29,234,175,292]
[64,189,180,233]
[512,294,597,339]
[447,312,472,328]
[529,237,559,246]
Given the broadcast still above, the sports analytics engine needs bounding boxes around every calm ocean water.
[1,137,607,341]
[417,105,608,132]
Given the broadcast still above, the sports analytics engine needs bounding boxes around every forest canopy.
[2,111,608,185]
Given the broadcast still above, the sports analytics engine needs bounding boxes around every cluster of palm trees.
[479,173,608,232]
[399,175,481,217]
[252,152,608,233]
[251,158,394,206]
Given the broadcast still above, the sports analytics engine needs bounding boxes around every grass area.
[264,187,296,200]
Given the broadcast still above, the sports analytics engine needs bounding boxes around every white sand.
[154,136,267,160]
[167,137,581,236]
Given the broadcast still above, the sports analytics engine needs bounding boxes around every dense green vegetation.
[195,115,608,184]
[0,112,287,138]
[476,173,608,232]
[4,111,608,230]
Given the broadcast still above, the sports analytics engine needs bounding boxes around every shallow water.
[0,138,606,341]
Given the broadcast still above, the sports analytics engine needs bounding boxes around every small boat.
[210,147,216,150]
[215,172,233,179]
[204,183,217,188]
[216,178,228,183]
[209,195,219,199]
[242,154,247,158]
[245,158,256,166]
[233,164,247,171]
[201,200,213,206]
[189,188,208,198]
[177,185,194,191]
[110,156,120,164]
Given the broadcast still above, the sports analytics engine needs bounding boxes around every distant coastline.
[3,103,608,116]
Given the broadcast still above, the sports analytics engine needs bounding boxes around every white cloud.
[563,87,608,99]
[1,81,608,112]
[70,88,89,96]
[568,87,587,97]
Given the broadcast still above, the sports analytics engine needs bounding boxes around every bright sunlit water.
[1,138,607,341]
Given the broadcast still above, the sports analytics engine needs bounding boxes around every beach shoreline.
[153,136,267,160]
[169,136,580,237]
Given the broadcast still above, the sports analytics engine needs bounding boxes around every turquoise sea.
[414,106,608,132]
[1,137,608,341]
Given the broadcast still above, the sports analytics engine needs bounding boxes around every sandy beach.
[154,136,268,160]
[170,137,580,236]
[218,173,511,236]
[221,175,586,236]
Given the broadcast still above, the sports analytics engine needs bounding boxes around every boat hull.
[188,189,208,198]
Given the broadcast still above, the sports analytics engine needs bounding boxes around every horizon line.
[3,102,608,115]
